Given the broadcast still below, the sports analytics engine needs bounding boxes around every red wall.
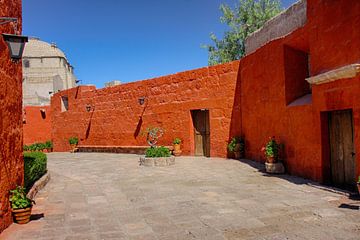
[0,0,24,232]
[23,106,52,145]
[50,0,360,185]
[51,62,241,157]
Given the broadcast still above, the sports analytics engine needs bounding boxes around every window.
[61,96,69,112]
[23,59,30,68]
[284,45,311,105]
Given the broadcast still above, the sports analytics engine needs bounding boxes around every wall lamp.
[0,17,28,61]
[86,104,94,112]
[138,96,146,106]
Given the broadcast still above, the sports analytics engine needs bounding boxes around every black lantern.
[86,105,92,112]
[2,33,28,61]
[138,97,146,106]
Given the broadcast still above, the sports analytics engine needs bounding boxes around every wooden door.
[191,110,210,157]
[328,110,356,190]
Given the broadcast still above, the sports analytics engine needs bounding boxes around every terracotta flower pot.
[70,144,77,152]
[12,206,32,224]
[266,156,277,163]
[173,144,182,156]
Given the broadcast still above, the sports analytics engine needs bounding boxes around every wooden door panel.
[329,110,355,189]
[192,110,210,157]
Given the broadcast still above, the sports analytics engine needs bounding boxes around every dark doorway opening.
[328,109,356,191]
[191,109,210,157]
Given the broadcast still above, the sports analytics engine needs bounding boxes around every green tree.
[204,0,282,66]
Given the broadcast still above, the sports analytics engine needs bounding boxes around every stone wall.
[23,106,52,145]
[51,62,241,157]
[0,0,24,232]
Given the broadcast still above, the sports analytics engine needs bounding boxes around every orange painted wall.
[51,62,241,157]
[0,0,23,232]
[50,0,360,185]
[23,106,52,145]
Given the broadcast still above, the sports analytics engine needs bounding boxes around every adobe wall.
[23,106,52,145]
[0,0,24,232]
[51,62,241,157]
[241,0,360,182]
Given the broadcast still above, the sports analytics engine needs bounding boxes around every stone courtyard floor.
[1,153,360,240]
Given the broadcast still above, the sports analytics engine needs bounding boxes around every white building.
[22,37,77,106]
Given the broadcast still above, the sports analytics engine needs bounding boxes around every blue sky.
[23,0,296,87]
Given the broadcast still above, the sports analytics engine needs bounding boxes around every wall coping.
[306,63,360,85]
[245,0,307,55]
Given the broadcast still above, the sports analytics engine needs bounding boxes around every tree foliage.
[204,0,282,65]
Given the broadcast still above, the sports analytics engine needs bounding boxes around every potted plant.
[45,140,53,152]
[228,137,245,159]
[9,186,35,224]
[357,176,360,194]
[262,136,280,163]
[173,138,182,156]
[69,137,79,152]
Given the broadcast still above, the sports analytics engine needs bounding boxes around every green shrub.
[45,140,53,150]
[228,137,244,152]
[10,186,34,209]
[23,145,29,151]
[69,137,79,145]
[24,151,47,191]
[145,146,171,158]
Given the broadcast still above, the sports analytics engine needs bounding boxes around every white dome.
[23,37,67,59]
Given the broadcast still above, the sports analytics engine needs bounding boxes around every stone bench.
[77,145,174,155]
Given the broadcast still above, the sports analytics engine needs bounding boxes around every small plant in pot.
[68,137,79,152]
[262,136,281,163]
[173,138,182,156]
[228,137,245,159]
[10,186,35,224]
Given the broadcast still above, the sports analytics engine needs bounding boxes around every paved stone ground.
[2,153,360,240]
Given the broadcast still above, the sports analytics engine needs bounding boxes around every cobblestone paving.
[2,153,360,240]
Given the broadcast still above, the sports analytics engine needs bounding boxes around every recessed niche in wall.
[284,45,311,105]
[61,96,69,112]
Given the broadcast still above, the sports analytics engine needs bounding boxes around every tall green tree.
[204,0,282,66]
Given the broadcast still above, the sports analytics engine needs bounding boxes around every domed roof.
[23,37,67,59]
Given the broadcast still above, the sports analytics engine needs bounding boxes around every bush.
[69,137,79,145]
[45,140,53,150]
[10,186,34,209]
[23,145,29,151]
[145,146,171,158]
[228,137,244,152]
[24,151,47,191]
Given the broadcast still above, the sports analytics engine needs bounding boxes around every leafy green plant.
[145,146,171,158]
[262,137,281,158]
[9,186,34,209]
[69,137,79,145]
[45,140,53,150]
[203,0,282,65]
[23,145,29,151]
[24,151,47,191]
[173,138,181,145]
[142,126,164,147]
[228,137,244,152]
[357,176,360,184]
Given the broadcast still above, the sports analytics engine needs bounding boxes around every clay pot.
[266,156,277,163]
[70,144,77,152]
[173,144,182,156]
[233,151,244,160]
[12,206,32,224]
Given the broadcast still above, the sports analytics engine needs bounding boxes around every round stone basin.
[139,156,175,167]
